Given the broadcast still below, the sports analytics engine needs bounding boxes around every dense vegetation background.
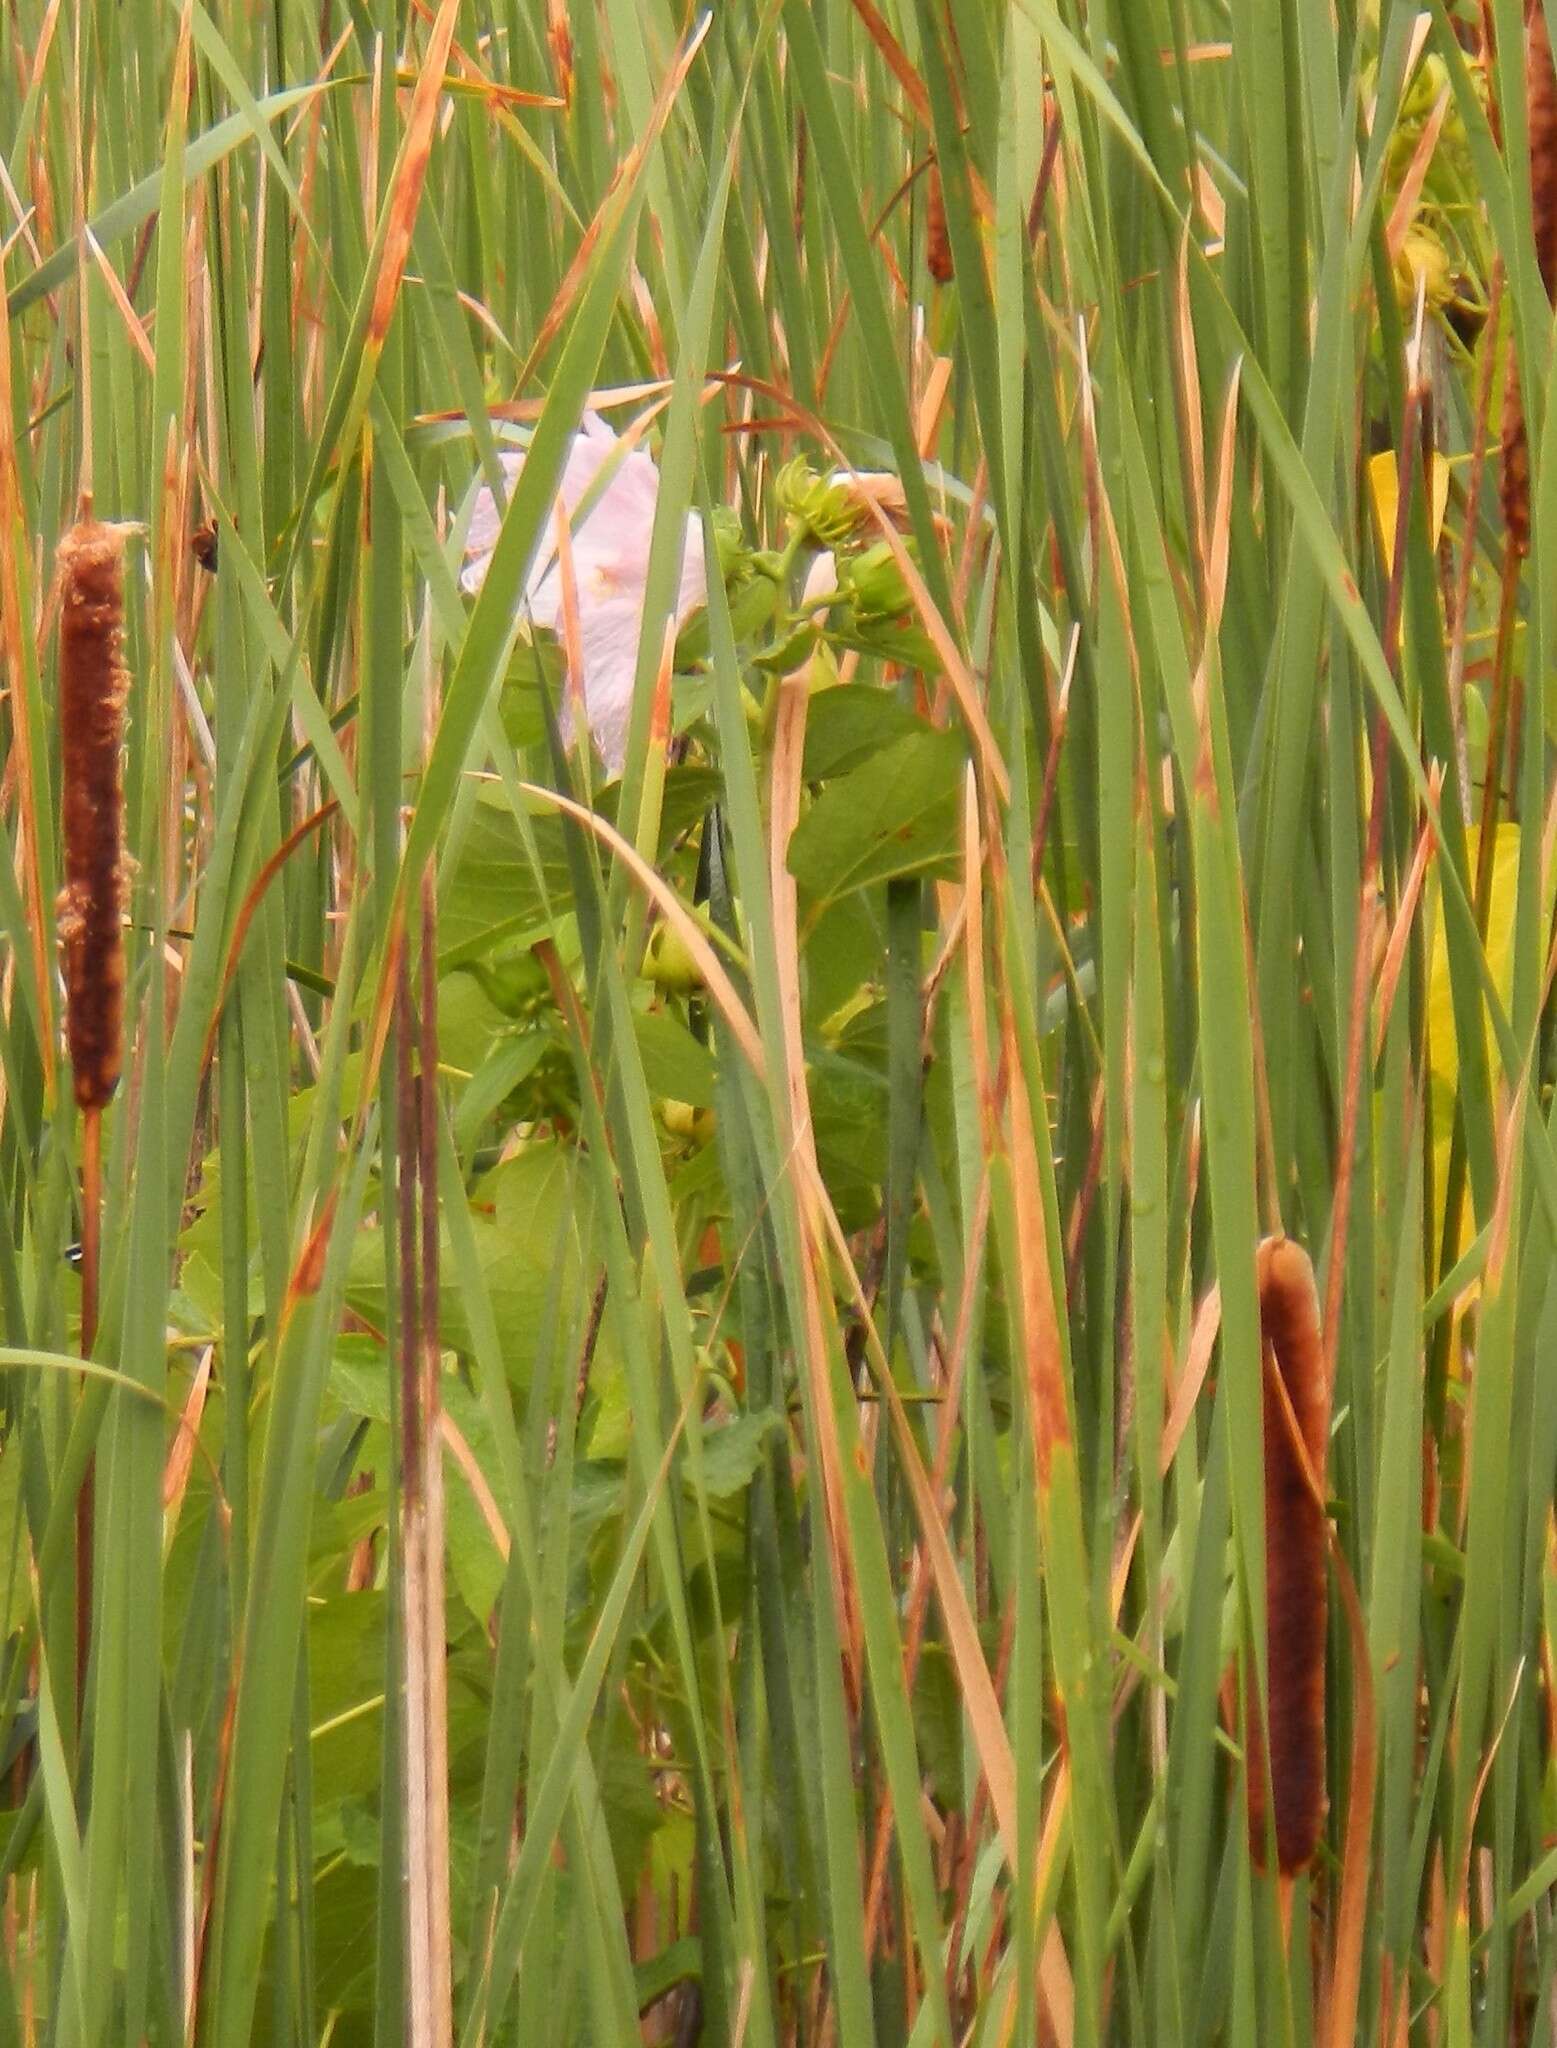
[0,0,1553,2041]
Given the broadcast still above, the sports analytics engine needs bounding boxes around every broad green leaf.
[787,728,969,906]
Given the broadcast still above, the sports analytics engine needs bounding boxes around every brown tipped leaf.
[56,520,129,1115]
[1248,1234,1330,1877]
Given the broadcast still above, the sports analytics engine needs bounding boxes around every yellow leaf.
[1425,826,1553,1290]
[1367,448,1450,576]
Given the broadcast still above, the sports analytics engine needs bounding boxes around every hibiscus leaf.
[787,729,968,907]
[633,1010,717,1109]
[802,686,929,781]
[695,1411,787,1500]
[440,768,721,965]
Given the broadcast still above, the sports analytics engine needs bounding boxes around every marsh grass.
[1,0,1556,2043]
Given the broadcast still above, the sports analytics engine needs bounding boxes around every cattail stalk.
[400,626,451,2043]
[397,880,452,2046]
[1247,1235,1330,1879]
[55,514,130,1711]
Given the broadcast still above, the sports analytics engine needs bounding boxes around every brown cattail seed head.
[1501,4,1557,554]
[1247,1235,1330,1878]
[1502,361,1532,557]
[926,160,954,285]
[1529,1,1557,298]
[56,520,130,1114]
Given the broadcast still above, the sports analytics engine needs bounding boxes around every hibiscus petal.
[460,415,626,597]
[459,451,523,595]
[462,414,711,772]
[800,548,836,608]
[674,518,707,622]
[569,595,647,776]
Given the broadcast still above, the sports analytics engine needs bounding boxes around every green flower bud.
[842,540,914,620]
[776,456,868,549]
[660,1098,717,1146]
[1399,52,1445,128]
[1393,225,1454,312]
[725,571,780,642]
[644,921,706,994]
[709,504,747,583]
[774,456,816,520]
[465,948,550,1017]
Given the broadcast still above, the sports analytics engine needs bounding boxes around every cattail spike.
[56,520,130,1114]
[926,159,954,285]
[1529,1,1557,297]
[1502,358,1532,558]
[1500,3,1557,554]
[1248,1234,1330,1878]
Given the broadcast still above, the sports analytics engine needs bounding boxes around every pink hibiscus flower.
[461,412,706,774]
